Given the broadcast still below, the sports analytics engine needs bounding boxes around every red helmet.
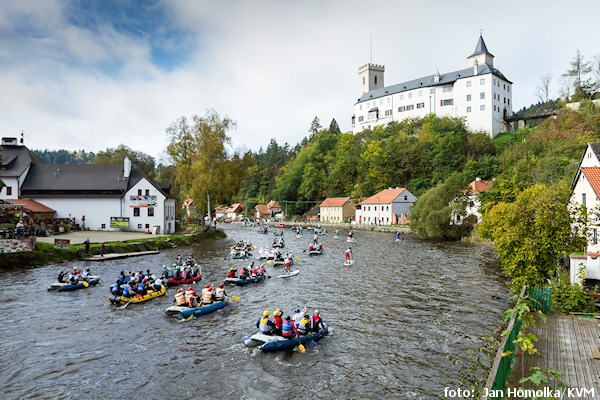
[205,284,210,288]
[191,291,196,295]
[142,278,147,283]
[219,283,224,287]
[177,289,183,293]
[188,287,193,291]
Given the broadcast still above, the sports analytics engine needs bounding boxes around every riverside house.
[355,187,416,225]
[319,197,355,223]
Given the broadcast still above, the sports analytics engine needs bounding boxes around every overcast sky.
[1,0,599,162]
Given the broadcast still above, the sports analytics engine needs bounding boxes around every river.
[0,224,509,399]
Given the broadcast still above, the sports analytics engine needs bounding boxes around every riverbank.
[0,227,225,269]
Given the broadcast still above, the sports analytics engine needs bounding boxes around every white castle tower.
[358,63,385,97]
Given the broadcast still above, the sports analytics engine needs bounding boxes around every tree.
[562,50,593,100]
[478,183,587,286]
[167,109,237,221]
[535,73,552,104]
[92,144,155,177]
[329,118,341,135]
[308,117,322,138]
[409,173,474,240]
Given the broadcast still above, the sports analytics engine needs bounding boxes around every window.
[6,187,11,196]
[480,105,485,111]
[443,86,452,92]
[594,229,598,245]
[503,83,506,90]
[417,103,425,109]
[493,105,496,111]
[493,93,496,100]
[440,99,453,106]
[504,97,506,104]
[480,78,485,85]
[408,92,413,99]
[374,75,378,85]
[430,88,435,94]
[363,77,365,85]
[374,206,377,211]
[480,92,485,99]
[137,224,142,229]
[497,81,500,87]
[404,196,407,201]
[398,106,405,112]
[418,90,423,97]
[145,224,150,229]
[508,99,510,105]
[467,106,472,113]
[148,207,154,217]
[384,109,392,116]
[582,193,587,206]
[466,81,472,87]
[379,99,383,105]
[359,104,362,110]
[138,189,142,196]
[145,189,149,196]
[507,86,510,92]
[493,79,496,85]
[466,94,471,101]
[101,223,106,229]
[387,97,391,103]
[406,104,414,110]
[400,94,404,100]
[358,116,364,122]
[134,208,140,217]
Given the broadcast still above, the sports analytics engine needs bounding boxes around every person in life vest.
[258,264,265,276]
[238,267,248,280]
[153,277,163,292]
[313,235,318,244]
[335,229,339,237]
[308,243,314,252]
[292,307,307,327]
[111,279,121,296]
[215,283,226,300]
[256,310,276,335]
[201,285,214,305]
[251,266,258,277]
[273,309,283,336]
[282,316,298,339]
[137,278,148,295]
[296,314,311,336]
[345,247,352,262]
[174,288,186,305]
[188,291,199,308]
[318,243,323,252]
[311,310,325,332]
[191,264,199,277]
[348,230,353,239]
[284,257,291,273]
[122,282,134,298]
[272,238,277,246]
[227,267,237,278]
[184,286,195,303]
[58,270,66,283]
[176,255,183,266]
[161,265,169,280]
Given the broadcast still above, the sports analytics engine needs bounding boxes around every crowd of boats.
[45,223,372,352]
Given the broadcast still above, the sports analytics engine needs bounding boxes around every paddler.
[256,310,276,335]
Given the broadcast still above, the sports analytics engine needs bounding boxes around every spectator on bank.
[100,243,105,257]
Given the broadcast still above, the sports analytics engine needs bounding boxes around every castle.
[352,35,513,136]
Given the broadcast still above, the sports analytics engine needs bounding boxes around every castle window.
[358,116,364,122]
[504,83,506,90]
[467,94,471,101]
[399,94,404,100]
[494,105,497,111]
[363,77,365,85]
[508,99,510,105]
[480,105,485,111]
[443,86,452,92]
[359,105,362,110]
[384,109,392,116]
[418,90,423,96]
[440,99,453,106]
[398,106,406,112]
[466,81,472,87]
[480,78,485,85]
[430,88,435,94]
[504,98,506,104]
[408,92,413,99]
[374,75,378,85]
[467,106,472,113]
[406,104,414,110]
[480,92,485,99]
[507,86,510,92]
[417,103,425,109]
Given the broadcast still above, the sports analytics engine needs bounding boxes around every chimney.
[124,156,131,179]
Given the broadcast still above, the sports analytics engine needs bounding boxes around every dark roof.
[306,205,320,216]
[0,145,44,177]
[469,35,493,58]
[357,63,511,104]
[20,163,174,199]
[589,143,600,158]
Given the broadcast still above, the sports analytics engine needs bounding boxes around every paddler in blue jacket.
[256,310,276,335]
[122,282,134,298]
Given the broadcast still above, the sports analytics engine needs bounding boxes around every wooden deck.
[508,313,600,399]
[81,250,159,261]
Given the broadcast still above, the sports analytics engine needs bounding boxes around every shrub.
[35,228,47,237]
[551,271,597,313]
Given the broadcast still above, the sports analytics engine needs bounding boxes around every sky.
[1,0,599,163]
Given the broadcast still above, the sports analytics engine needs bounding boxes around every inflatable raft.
[48,277,100,291]
[243,325,328,352]
[178,300,229,318]
[224,275,265,285]
[167,274,202,287]
[308,249,323,256]
[109,285,166,305]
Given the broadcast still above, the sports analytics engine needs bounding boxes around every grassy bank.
[0,228,226,269]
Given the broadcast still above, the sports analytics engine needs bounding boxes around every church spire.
[469,34,493,58]
[467,34,494,68]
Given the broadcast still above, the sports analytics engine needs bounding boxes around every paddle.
[82,280,89,288]
[298,343,306,353]
[295,257,300,261]
[119,297,134,309]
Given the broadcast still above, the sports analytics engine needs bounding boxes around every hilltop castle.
[352,35,513,136]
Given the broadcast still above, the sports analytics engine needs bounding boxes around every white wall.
[33,197,121,230]
[571,169,600,253]
[569,255,600,285]
[124,179,171,233]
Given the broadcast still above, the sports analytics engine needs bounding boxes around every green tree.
[410,173,474,240]
[563,50,593,100]
[92,144,155,177]
[478,183,587,286]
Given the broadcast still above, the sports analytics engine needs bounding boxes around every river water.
[0,224,509,399]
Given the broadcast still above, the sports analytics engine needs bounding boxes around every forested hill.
[33,149,96,164]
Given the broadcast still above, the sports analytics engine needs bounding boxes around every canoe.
[109,285,166,305]
[277,270,299,278]
[179,300,229,318]
[225,275,265,285]
[308,250,323,256]
[48,278,100,291]
[167,274,202,287]
[244,324,328,352]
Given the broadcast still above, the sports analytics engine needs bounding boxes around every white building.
[0,139,176,233]
[355,187,417,225]
[352,35,513,137]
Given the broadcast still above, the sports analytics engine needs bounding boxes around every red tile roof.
[468,179,493,194]
[267,200,280,209]
[582,167,600,197]
[182,198,193,208]
[320,197,351,207]
[359,188,407,205]
[256,204,270,216]
[8,198,55,213]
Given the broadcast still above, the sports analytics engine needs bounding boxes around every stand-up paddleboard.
[347,238,354,243]
[333,236,339,239]
[395,238,401,243]
[343,260,354,266]
[277,270,299,278]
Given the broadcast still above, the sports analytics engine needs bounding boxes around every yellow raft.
[109,285,167,305]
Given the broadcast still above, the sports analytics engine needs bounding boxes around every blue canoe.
[179,299,229,318]
[243,324,329,352]
[225,275,265,286]
[49,278,100,291]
